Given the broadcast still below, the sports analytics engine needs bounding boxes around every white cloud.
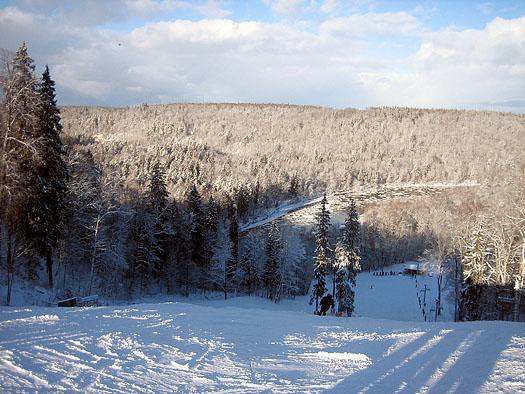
[415,17,525,67]
[1,2,523,112]
[319,0,371,15]
[320,12,422,36]
[129,19,257,54]
[195,0,231,18]
[9,0,192,26]
[320,0,338,14]
[263,0,306,17]
[0,6,34,25]
[381,16,525,109]
[126,0,190,16]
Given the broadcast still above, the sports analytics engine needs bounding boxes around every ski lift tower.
[515,245,525,322]
[514,275,524,322]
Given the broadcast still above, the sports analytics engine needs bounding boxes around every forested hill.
[61,104,525,199]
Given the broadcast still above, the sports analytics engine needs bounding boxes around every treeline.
[59,101,525,200]
[0,44,310,305]
[61,149,309,302]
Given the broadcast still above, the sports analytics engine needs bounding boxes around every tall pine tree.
[263,221,282,302]
[1,43,41,303]
[186,184,207,288]
[227,206,239,287]
[334,199,361,315]
[147,161,168,215]
[147,162,170,283]
[312,193,331,313]
[205,196,219,243]
[343,199,360,252]
[239,248,258,296]
[334,241,361,316]
[31,65,67,288]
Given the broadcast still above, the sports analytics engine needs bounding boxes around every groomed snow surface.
[1,269,524,393]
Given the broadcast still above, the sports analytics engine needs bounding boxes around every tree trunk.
[88,216,101,296]
[513,285,521,322]
[454,258,459,322]
[185,262,189,297]
[46,250,53,288]
[6,231,13,306]
[224,270,228,300]
[332,271,336,298]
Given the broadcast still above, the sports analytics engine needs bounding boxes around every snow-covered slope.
[354,264,455,322]
[240,183,478,234]
[1,297,523,393]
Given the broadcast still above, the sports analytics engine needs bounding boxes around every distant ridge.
[61,104,524,199]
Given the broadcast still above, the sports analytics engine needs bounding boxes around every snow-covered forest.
[1,43,525,324]
[59,103,525,198]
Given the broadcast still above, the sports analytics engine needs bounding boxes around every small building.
[57,295,98,307]
[403,262,424,276]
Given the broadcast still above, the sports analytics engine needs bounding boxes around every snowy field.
[354,265,455,322]
[1,292,524,393]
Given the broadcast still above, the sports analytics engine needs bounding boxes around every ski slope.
[240,183,478,234]
[1,295,524,393]
[354,264,455,322]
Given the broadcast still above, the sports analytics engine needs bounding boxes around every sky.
[1,0,524,111]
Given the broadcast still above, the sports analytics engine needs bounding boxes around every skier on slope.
[319,294,334,316]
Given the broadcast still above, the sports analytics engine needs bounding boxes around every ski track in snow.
[0,299,523,393]
[240,183,478,233]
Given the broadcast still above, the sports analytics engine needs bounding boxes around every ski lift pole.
[420,284,429,307]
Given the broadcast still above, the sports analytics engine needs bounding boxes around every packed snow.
[1,267,524,393]
[353,264,455,322]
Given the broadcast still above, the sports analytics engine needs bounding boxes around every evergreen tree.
[162,199,181,293]
[29,65,67,288]
[312,193,331,313]
[288,175,299,199]
[236,187,250,218]
[208,220,232,299]
[227,207,239,286]
[263,221,282,301]
[203,195,219,286]
[186,184,207,287]
[343,199,360,252]
[1,43,41,303]
[334,241,361,316]
[251,180,260,214]
[334,200,362,315]
[175,208,193,296]
[147,162,171,283]
[128,205,159,296]
[147,161,168,215]
[238,248,258,296]
[205,196,219,240]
